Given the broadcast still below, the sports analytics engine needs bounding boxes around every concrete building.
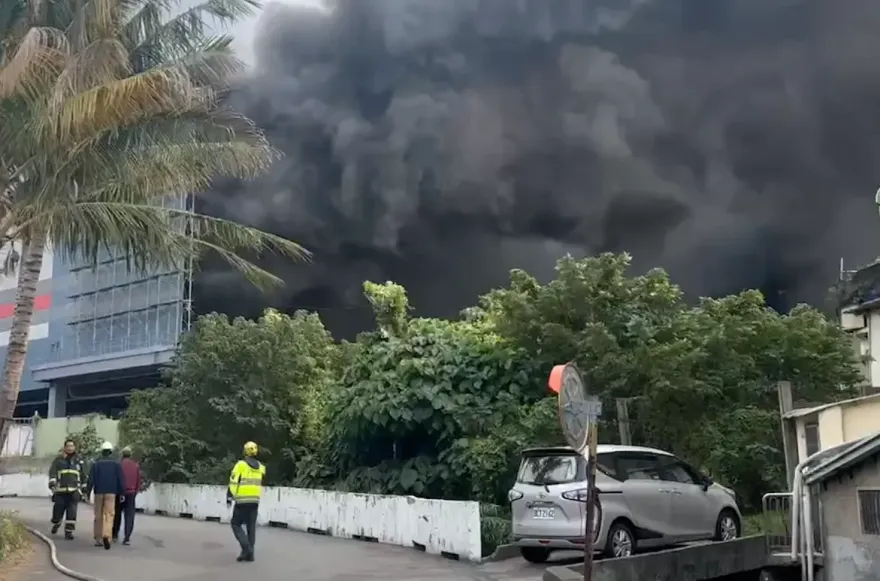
[12,197,190,418]
[839,261,880,388]
[803,432,880,581]
[783,392,880,466]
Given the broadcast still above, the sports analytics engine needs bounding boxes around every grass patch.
[0,511,28,562]
[0,510,32,581]
[480,504,512,557]
[743,511,790,537]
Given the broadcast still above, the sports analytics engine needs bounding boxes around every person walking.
[112,446,141,545]
[87,441,124,550]
[48,439,87,540]
[226,441,266,562]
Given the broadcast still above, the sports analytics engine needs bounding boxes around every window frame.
[657,456,704,485]
[613,451,665,482]
[857,487,880,536]
[516,452,585,485]
[804,422,821,458]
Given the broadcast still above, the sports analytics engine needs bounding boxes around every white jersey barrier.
[0,472,482,561]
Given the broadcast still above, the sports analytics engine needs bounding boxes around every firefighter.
[226,441,266,562]
[48,439,86,540]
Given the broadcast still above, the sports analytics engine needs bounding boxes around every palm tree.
[0,0,305,439]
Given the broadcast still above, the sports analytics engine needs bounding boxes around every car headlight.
[508,489,524,502]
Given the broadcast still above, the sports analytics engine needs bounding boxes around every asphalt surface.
[1,498,549,581]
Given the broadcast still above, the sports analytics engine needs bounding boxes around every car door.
[615,452,675,541]
[658,457,716,540]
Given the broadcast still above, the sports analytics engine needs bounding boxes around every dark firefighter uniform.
[48,454,86,539]
[226,441,266,562]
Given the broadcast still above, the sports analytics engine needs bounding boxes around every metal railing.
[0,415,36,458]
[762,492,794,553]
[762,491,823,556]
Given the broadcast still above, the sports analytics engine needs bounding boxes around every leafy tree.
[0,0,306,444]
[480,253,860,508]
[119,310,338,484]
[319,283,546,499]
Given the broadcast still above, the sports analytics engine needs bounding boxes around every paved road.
[1,498,545,581]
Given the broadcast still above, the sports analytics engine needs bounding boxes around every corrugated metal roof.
[804,432,880,486]
[782,392,880,420]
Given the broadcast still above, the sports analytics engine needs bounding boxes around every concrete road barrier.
[0,472,482,562]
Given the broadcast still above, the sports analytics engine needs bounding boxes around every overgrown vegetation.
[119,253,860,553]
[0,511,28,562]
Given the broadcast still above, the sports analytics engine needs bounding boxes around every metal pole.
[583,424,598,581]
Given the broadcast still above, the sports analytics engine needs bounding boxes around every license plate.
[532,508,555,520]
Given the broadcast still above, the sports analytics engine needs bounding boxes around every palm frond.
[1,0,305,298]
[65,0,122,51]
[159,37,243,88]
[124,0,259,69]
[0,26,68,98]
[45,66,200,144]
[51,37,130,106]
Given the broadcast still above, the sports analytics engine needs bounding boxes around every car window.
[517,455,581,485]
[615,453,663,481]
[659,458,703,484]
[596,453,619,480]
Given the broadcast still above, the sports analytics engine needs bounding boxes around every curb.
[25,525,107,581]
[480,543,520,563]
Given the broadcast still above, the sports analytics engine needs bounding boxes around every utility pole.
[777,381,797,488]
[583,422,599,581]
[615,398,632,445]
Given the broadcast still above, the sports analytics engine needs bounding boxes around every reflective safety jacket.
[49,454,86,494]
[227,457,266,504]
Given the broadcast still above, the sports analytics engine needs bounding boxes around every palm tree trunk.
[0,237,45,450]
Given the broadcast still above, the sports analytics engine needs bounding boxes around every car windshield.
[517,454,580,485]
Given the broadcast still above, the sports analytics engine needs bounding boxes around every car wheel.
[521,547,551,563]
[714,509,740,541]
[604,520,636,559]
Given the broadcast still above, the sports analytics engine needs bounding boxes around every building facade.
[805,434,880,581]
[839,261,880,388]
[12,197,190,418]
[782,392,880,466]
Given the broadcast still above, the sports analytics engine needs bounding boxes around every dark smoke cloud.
[194,0,880,337]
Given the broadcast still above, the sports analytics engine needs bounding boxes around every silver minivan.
[509,445,742,563]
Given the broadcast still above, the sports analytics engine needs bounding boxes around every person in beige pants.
[92,492,116,544]
[86,442,124,549]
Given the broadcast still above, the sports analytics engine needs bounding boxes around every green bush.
[66,418,104,464]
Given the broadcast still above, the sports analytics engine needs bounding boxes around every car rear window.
[517,454,581,485]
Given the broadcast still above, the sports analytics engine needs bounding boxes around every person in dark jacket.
[86,442,124,550]
[48,439,87,540]
[112,446,141,545]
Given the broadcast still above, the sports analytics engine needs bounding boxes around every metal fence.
[0,416,35,458]
[762,491,823,556]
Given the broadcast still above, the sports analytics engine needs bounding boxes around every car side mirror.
[702,477,713,491]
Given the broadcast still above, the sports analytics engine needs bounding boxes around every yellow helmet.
[243,441,258,456]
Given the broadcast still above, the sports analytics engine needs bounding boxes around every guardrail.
[762,492,793,553]
[762,491,823,556]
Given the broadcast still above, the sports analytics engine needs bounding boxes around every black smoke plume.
[194,0,880,338]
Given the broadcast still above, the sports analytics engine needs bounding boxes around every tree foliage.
[121,253,860,515]
[120,310,338,484]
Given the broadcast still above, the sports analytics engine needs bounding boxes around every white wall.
[0,473,482,561]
